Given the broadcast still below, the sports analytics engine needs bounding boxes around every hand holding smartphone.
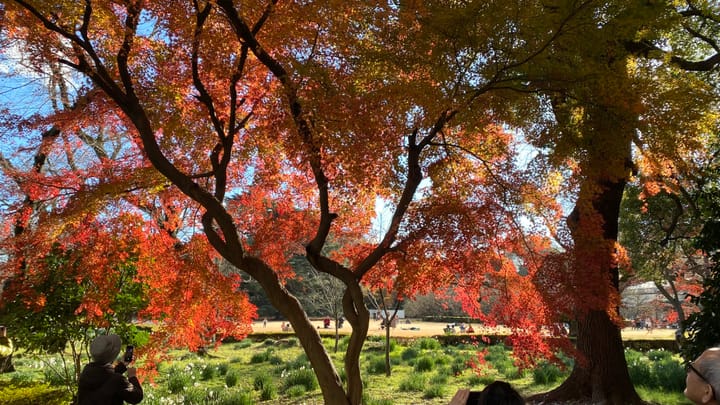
[123,345,134,364]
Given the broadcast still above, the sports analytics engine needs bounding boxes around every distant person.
[685,347,720,405]
[0,325,15,373]
[77,334,143,405]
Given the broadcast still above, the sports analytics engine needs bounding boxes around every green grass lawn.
[0,335,693,404]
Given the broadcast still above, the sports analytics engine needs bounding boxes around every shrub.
[182,387,206,404]
[423,384,445,399]
[9,371,35,384]
[430,371,449,385]
[43,366,74,387]
[625,349,644,364]
[285,384,307,398]
[167,368,190,394]
[235,339,253,349]
[366,356,387,375]
[468,373,496,386]
[532,361,563,385]
[217,362,230,376]
[647,349,672,362]
[0,382,69,405]
[628,359,653,387]
[417,338,441,350]
[284,368,318,392]
[484,345,509,363]
[652,358,685,392]
[402,347,420,362]
[263,338,276,346]
[399,374,426,392]
[218,390,254,405]
[415,356,435,372]
[260,383,277,400]
[225,370,239,388]
[250,348,274,364]
[288,353,311,370]
[451,355,472,375]
[200,364,215,380]
[253,372,273,391]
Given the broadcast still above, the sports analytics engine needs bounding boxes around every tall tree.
[1,2,581,403]
[521,2,719,403]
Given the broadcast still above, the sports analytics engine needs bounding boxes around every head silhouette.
[478,380,525,405]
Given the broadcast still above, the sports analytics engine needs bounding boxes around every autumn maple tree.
[0,1,582,403]
[2,1,719,405]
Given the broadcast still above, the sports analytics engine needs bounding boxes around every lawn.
[0,323,692,404]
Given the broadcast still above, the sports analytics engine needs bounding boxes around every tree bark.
[533,171,646,404]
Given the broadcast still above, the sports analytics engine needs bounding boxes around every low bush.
[217,362,229,376]
[430,371,450,385]
[366,356,387,375]
[484,345,509,363]
[0,382,69,405]
[532,361,563,385]
[402,347,420,361]
[166,367,190,394]
[182,387,207,404]
[200,364,215,380]
[468,373,496,387]
[253,372,273,391]
[415,356,435,372]
[647,349,672,362]
[653,358,685,392]
[218,390,254,405]
[287,353,310,370]
[417,338,441,351]
[423,384,445,399]
[225,370,239,388]
[283,368,318,392]
[235,339,253,349]
[628,359,653,387]
[260,383,278,400]
[399,374,426,392]
[285,384,307,398]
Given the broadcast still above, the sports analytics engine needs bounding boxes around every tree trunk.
[242,257,359,405]
[533,155,646,404]
[385,319,392,377]
[535,309,642,404]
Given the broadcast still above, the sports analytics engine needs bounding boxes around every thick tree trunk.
[533,161,646,404]
[534,310,642,404]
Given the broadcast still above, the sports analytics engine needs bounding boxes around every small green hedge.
[0,382,69,405]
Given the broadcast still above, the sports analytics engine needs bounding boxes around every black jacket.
[77,362,143,405]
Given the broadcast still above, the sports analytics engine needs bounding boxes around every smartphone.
[123,345,134,363]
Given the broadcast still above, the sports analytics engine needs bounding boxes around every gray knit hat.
[90,334,121,364]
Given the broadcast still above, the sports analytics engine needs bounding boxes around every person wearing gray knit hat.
[77,334,143,404]
[90,334,122,364]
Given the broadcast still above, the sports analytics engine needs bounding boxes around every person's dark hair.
[477,380,525,405]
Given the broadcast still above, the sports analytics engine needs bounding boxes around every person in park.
[77,334,143,405]
[0,325,15,373]
[685,347,720,405]
[449,380,524,405]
